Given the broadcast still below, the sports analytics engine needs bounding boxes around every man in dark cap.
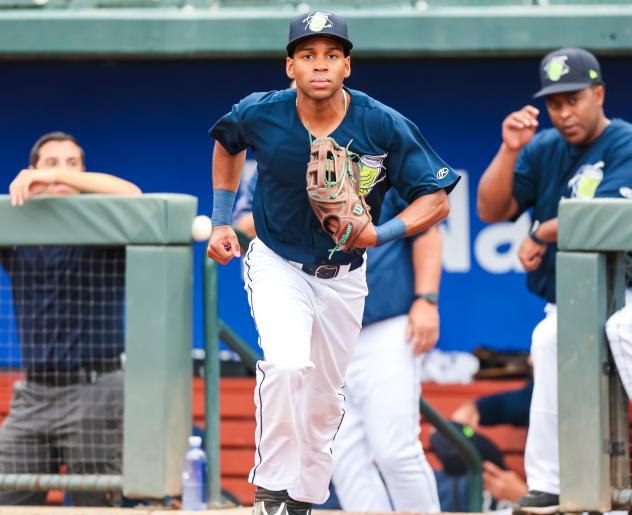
[206,10,460,515]
[477,48,632,514]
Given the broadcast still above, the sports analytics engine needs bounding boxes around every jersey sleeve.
[209,93,265,155]
[512,140,540,218]
[383,113,460,204]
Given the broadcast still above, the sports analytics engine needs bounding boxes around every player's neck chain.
[297,89,348,141]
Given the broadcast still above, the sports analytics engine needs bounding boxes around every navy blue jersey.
[513,118,632,303]
[363,189,418,326]
[0,246,125,373]
[232,173,423,326]
[210,87,459,265]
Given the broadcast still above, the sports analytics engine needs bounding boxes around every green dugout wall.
[558,198,632,512]
[1,2,632,58]
[0,194,196,499]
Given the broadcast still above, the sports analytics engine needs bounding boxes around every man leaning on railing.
[0,132,140,506]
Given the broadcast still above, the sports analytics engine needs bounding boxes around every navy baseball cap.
[534,47,604,98]
[287,11,353,57]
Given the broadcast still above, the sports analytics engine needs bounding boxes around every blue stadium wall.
[2,57,631,358]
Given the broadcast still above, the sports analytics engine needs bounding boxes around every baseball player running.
[236,176,442,512]
[331,188,442,513]
[477,48,632,514]
[206,11,459,515]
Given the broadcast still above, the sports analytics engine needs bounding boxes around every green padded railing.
[557,198,632,512]
[0,194,196,499]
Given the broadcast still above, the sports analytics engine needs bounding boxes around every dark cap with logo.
[287,11,353,57]
[534,47,604,98]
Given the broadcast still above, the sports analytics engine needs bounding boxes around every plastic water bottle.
[181,436,208,510]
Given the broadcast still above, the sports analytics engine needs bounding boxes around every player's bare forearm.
[413,225,442,295]
[535,217,558,243]
[478,105,539,222]
[55,170,142,195]
[208,142,245,264]
[477,144,520,223]
[406,225,442,355]
[9,168,140,206]
[353,193,447,249]
[399,189,450,237]
[212,142,246,192]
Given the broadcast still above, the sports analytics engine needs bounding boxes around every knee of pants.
[257,359,315,378]
[531,318,557,363]
[255,360,315,416]
[302,389,343,437]
[373,441,422,474]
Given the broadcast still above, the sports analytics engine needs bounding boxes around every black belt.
[300,256,364,279]
[27,361,122,387]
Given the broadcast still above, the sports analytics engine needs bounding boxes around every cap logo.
[303,11,333,33]
[544,55,570,82]
[589,69,599,80]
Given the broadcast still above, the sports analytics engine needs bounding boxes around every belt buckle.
[314,264,339,279]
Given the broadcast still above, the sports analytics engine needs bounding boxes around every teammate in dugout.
[477,48,632,515]
[206,11,459,515]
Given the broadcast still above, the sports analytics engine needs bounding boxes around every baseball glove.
[306,136,372,254]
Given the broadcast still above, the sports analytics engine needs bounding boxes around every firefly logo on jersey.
[568,161,604,199]
[358,154,387,197]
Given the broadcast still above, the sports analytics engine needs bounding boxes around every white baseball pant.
[332,315,440,513]
[606,290,632,399]
[243,238,367,504]
[526,290,632,495]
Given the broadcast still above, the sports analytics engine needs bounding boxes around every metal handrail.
[419,399,483,512]
[0,474,123,492]
[203,255,222,507]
